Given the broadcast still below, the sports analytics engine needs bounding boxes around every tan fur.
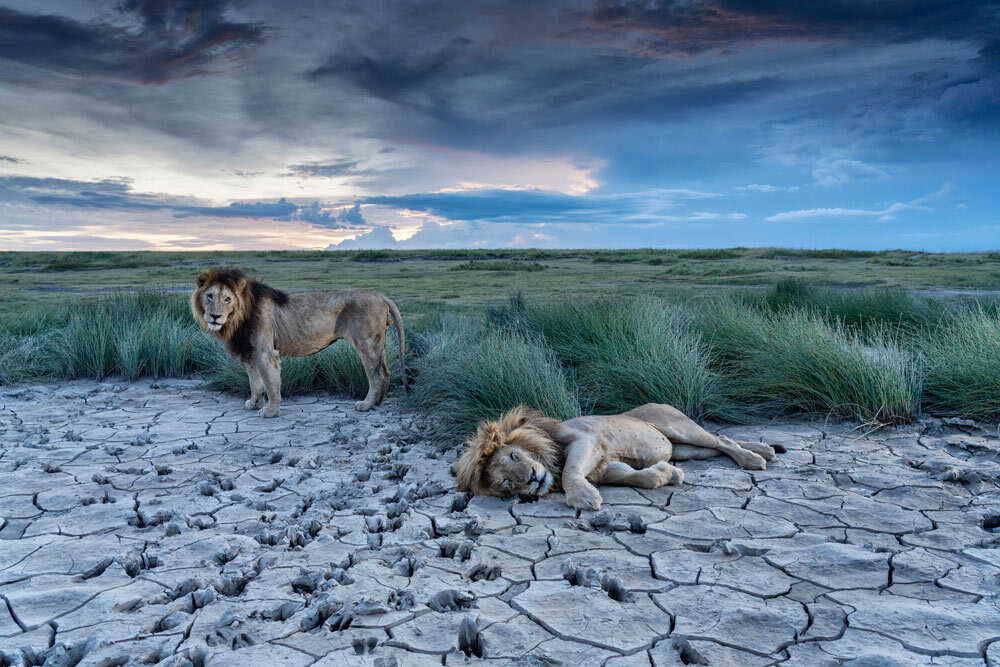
[192,267,406,417]
[456,403,782,510]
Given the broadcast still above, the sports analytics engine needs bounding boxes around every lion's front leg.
[243,361,265,410]
[257,351,281,418]
[561,436,605,511]
[598,461,684,489]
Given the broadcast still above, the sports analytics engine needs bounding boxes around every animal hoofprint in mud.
[191,267,407,417]
[456,403,786,510]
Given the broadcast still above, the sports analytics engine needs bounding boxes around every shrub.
[449,261,546,272]
[677,249,743,260]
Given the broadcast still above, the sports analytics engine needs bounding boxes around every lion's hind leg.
[598,461,684,489]
[626,405,767,470]
[351,333,389,412]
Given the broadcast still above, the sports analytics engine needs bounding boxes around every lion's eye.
[225,297,231,303]
[509,453,516,461]
[206,294,213,301]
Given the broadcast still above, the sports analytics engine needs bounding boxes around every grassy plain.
[1,248,999,432]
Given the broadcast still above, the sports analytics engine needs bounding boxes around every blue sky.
[0,0,997,250]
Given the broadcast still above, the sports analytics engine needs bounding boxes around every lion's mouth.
[206,322,222,331]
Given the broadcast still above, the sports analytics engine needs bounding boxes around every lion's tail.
[385,297,409,392]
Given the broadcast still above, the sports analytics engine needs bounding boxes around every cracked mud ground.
[1,381,999,666]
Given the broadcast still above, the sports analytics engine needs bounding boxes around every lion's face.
[483,445,555,498]
[197,282,239,332]
[454,406,563,500]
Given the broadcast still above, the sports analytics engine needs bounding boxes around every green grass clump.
[408,315,580,438]
[511,297,724,419]
[922,307,1000,421]
[697,300,921,424]
[677,249,744,260]
[0,332,59,384]
[116,312,215,381]
[449,261,546,272]
[758,279,943,331]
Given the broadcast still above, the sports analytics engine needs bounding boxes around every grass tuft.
[921,307,1000,421]
[697,299,921,424]
[408,314,580,439]
[449,261,546,272]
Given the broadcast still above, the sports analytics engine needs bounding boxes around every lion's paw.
[354,401,374,412]
[723,437,777,462]
[643,462,683,488]
[564,484,602,511]
[244,398,263,410]
[667,465,684,485]
[737,450,767,470]
[258,406,280,419]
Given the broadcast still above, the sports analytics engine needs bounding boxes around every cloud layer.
[0,0,997,250]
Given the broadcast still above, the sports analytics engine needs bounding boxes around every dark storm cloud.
[308,37,473,103]
[0,175,132,193]
[583,0,1000,55]
[28,190,301,218]
[0,174,361,226]
[284,160,367,179]
[0,0,266,83]
[288,202,366,229]
[361,189,696,223]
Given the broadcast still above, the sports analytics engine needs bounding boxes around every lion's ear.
[234,275,250,296]
[196,270,210,287]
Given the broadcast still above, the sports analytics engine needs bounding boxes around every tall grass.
[697,299,921,424]
[515,297,724,419]
[408,314,580,438]
[0,291,402,396]
[922,307,1000,421]
[756,279,943,331]
[3,285,998,428]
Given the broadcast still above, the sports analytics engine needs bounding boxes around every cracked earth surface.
[1,381,999,666]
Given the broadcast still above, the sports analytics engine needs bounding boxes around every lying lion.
[192,267,406,417]
[455,403,783,510]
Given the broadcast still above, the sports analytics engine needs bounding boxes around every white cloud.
[812,158,888,187]
[734,184,799,193]
[765,183,952,222]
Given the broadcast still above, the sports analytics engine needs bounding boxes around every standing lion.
[191,267,407,417]
[455,403,784,510]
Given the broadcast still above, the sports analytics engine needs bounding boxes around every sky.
[0,0,998,251]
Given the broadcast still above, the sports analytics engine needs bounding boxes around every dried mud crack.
[0,381,998,666]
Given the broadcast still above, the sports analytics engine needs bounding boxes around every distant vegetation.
[449,261,546,272]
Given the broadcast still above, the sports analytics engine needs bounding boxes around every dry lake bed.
[1,381,999,666]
